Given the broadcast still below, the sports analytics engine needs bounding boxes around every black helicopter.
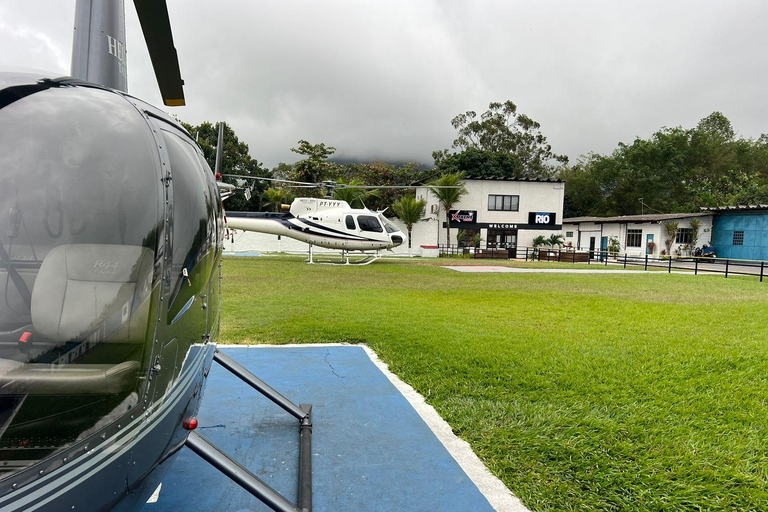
[0,2,311,512]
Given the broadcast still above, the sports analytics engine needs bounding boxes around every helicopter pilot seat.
[0,244,154,395]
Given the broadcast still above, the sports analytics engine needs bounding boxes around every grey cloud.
[3,0,767,169]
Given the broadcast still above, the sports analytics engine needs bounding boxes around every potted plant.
[608,236,621,258]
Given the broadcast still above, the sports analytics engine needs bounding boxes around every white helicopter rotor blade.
[220,174,314,186]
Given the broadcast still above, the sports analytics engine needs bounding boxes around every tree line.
[182,102,768,221]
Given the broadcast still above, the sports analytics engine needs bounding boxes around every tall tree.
[435,100,567,179]
[180,120,270,211]
[290,140,337,186]
[561,112,768,217]
[392,194,427,254]
[328,160,432,214]
[332,179,380,208]
[428,172,468,247]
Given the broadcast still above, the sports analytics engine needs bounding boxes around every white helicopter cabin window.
[378,214,399,234]
[345,216,356,230]
[357,215,383,232]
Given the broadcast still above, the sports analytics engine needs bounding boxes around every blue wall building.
[706,206,768,261]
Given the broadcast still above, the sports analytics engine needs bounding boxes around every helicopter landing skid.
[307,246,381,266]
[185,349,312,512]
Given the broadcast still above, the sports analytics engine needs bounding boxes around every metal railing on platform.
[436,244,767,282]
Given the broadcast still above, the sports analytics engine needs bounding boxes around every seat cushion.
[31,244,153,341]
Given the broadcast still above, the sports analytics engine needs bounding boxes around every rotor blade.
[133,0,185,106]
[341,185,462,189]
[214,122,225,174]
[220,175,317,186]
[219,176,462,190]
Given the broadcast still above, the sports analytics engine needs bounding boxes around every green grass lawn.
[221,256,768,511]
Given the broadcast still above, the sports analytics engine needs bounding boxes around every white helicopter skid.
[307,248,383,266]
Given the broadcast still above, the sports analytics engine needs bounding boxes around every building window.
[676,227,692,244]
[488,194,519,211]
[626,229,642,247]
[733,231,744,245]
[566,231,574,238]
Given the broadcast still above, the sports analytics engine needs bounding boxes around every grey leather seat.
[0,244,153,395]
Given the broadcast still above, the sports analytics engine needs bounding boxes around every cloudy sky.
[2,1,767,169]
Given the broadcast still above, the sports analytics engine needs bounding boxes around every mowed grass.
[221,256,768,511]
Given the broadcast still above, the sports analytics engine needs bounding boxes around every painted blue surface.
[223,251,262,257]
[141,346,496,512]
[711,212,768,261]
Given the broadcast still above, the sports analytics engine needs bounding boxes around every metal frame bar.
[184,349,313,512]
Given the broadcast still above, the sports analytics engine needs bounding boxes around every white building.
[562,213,714,257]
[414,177,565,256]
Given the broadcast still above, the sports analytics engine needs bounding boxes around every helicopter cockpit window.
[357,215,383,233]
[378,214,399,234]
[345,215,356,230]
[0,84,162,477]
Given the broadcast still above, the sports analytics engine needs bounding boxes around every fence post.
[694,258,698,276]
[725,259,729,279]
[761,261,764,283]
[645,254,648,271]
[525,247,529,261]
[558,249,561,262]
[605,251,608,266]
[668,256,672,274]
[623,253,627,269]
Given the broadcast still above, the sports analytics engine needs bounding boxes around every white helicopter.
[219,176,453,264]
[226,196,405,265]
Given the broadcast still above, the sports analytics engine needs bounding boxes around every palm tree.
[531,235,547,258]
[428,172,468,247]
[392,194,427,255]
[547,233,565,249]
[663,221,679,256]
[332,179,380,208]
[262,187,293,212]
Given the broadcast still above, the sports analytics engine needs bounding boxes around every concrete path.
[443,265,653,273]
[141,345,527,512]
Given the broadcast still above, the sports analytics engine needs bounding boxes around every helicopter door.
[158,129,212,361]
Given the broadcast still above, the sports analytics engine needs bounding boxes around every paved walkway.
[443,265,653,273]
[141,345,526,512]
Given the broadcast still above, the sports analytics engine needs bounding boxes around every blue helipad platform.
[141,346,497,512]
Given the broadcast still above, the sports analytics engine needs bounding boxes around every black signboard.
[528,212,556,226]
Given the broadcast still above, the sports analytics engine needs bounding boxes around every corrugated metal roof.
[461,175,565,183]
[700,204,768,212]
[564,212,711,224]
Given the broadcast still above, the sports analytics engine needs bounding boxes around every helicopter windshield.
[378,214,399,234]
[0,82,161,477]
